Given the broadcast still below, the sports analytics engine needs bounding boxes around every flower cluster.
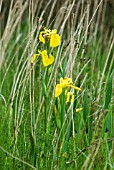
[30,25,82,111]
[31,28,60,66]
[55,77,81,103]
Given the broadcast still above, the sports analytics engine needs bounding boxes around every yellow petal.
[76,108,83,112]
[50,33,60,47]
[55,84,62,97]
[42,55,49,67]
[30,54,39,63]
[39,32,45,44]
[48,54,54,65]
[42,60,49,67]
[68,85,81,91]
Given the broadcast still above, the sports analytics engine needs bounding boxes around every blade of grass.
[103,70,113,149]
[83,89,88,123]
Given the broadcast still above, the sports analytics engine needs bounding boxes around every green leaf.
[64,111,72,152]
[88,109,93,143]
[53,143,58,162]
[83,89,88,123]
[104,70,113,140]
[104,70,113,109]
[29,131,35,156]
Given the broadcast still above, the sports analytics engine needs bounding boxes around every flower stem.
[61,89,65,140]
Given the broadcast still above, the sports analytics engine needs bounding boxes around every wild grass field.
[0,0,114,169]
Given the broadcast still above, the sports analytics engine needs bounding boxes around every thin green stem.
[61,89,65,141]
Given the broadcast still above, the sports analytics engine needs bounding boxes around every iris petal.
[55,84,62,97]
[30,54,39,63]
[50,34,60,47]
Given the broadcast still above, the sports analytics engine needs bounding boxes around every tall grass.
[0,0,114,169]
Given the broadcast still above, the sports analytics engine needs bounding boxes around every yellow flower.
[38,50,54,67]
[38,28,60,47]
[55,84,62,97]
[30,54,39,63]
[50,33,60,47]
[30,50,54,66]
[76,108,83,112]
[66,92,74,103]
[55,77,81,98]
[60,77,81,91]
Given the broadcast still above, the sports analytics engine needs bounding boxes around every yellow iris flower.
[38,28,60,47]
[30,50,54,67]
[38,50,54,67]
[55,77,81,98]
